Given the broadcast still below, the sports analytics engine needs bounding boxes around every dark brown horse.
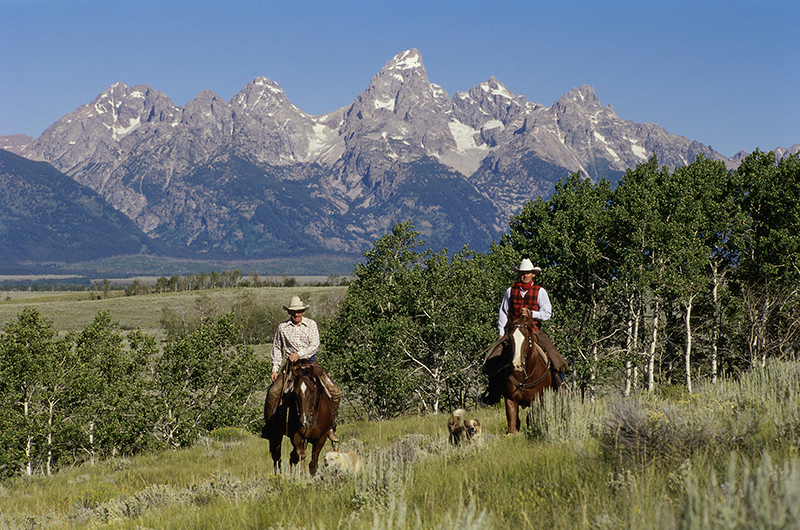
[486,315,560,434]
[262,360,333,476]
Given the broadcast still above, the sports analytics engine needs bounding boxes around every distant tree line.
[1,273,350,298]
[124,272,348,297]
[324,151,800,418]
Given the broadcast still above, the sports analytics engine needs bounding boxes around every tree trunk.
[684,294,695,393]
[47,399,55,476]
[624,294,640,396]
[647,298,660,392]
[23,398,32,476]
[711,266,721,384]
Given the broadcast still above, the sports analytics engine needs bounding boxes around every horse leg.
[505,397,521,434]
[308,436,328,476]
[268,434,282,474]
[290,436,307,473]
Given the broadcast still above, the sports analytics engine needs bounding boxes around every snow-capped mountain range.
[3,49,797,260]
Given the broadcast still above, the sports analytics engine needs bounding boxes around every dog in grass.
[323,449,362,474]
[448,409,467,445]
[463,418,483,445]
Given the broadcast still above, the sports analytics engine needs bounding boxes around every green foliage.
[323,222,509,419]
[209,427,251,442]
[0,363,799,529]
[229,290,285,344]
[0,304,270,477]
[68,311,158,461]
[152,313,269,447]
[502,152,800,395]
[0,307,76,476]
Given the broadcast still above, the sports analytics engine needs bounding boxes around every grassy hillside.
[1,361,799,529]
[2,286,799,528]
[0,286,347,343]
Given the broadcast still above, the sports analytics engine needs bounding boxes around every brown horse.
[486,315,560,434]
[262,360,333,476]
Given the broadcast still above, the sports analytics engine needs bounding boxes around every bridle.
[289,363,321,431]
[508,322,550,395]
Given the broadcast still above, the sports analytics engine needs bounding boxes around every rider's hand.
[288,353,300,363]
[271,371,278,382]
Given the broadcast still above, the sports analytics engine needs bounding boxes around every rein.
[288,361,321,432]
[508,322,551,395]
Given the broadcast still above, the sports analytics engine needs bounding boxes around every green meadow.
[1,288,799,529]
[0,286,346,342]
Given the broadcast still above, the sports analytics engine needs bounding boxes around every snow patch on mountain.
[389,49,422,70]
[112,116,140,139]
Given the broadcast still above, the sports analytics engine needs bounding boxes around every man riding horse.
[264,295,341,442]
[484,259,569,403]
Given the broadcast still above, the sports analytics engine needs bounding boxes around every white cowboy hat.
[512,258,542,273]
[283,295,310,311]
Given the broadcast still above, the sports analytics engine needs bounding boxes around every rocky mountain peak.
[227,77,317,165]
[182,90,231,129]
[553,85,605,117]
[230,77,298,116]
[333,49,457,196]
[29,82,180,173]
[350,48,440,119]
[0,134,35,156]
[384,48,425,73]
[3,48,760,264]
[453,76,528,131]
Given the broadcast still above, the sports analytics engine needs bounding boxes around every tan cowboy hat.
[283,295,310,311]
[512,258,542,273]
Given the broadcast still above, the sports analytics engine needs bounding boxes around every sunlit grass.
[2,362,799,529]
[0,286,346,339]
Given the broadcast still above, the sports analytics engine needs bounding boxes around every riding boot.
[316,367,342,442]
[261,385,279,440]
[555,371,571,390]
[327,392,341,442]
[264,373,284,423]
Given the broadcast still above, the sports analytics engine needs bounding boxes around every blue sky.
[1,0,797,158]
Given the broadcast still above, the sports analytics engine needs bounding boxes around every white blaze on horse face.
[299,381,309,425]
[512,327,525,371]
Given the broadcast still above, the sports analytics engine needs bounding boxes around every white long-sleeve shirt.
[271,318,320,373]
[497,285,553,336]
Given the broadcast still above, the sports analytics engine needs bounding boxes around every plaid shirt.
[497,284,552,335]
[271,318,320,373]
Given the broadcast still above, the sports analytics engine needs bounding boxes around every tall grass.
[1,361,798,529]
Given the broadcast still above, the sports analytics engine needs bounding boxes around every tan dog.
[463,418,483,445]
[448,409,466,445]
[323,450,362,474]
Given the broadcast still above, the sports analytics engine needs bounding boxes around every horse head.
[507,315,534,372]
[288,362,322,430]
